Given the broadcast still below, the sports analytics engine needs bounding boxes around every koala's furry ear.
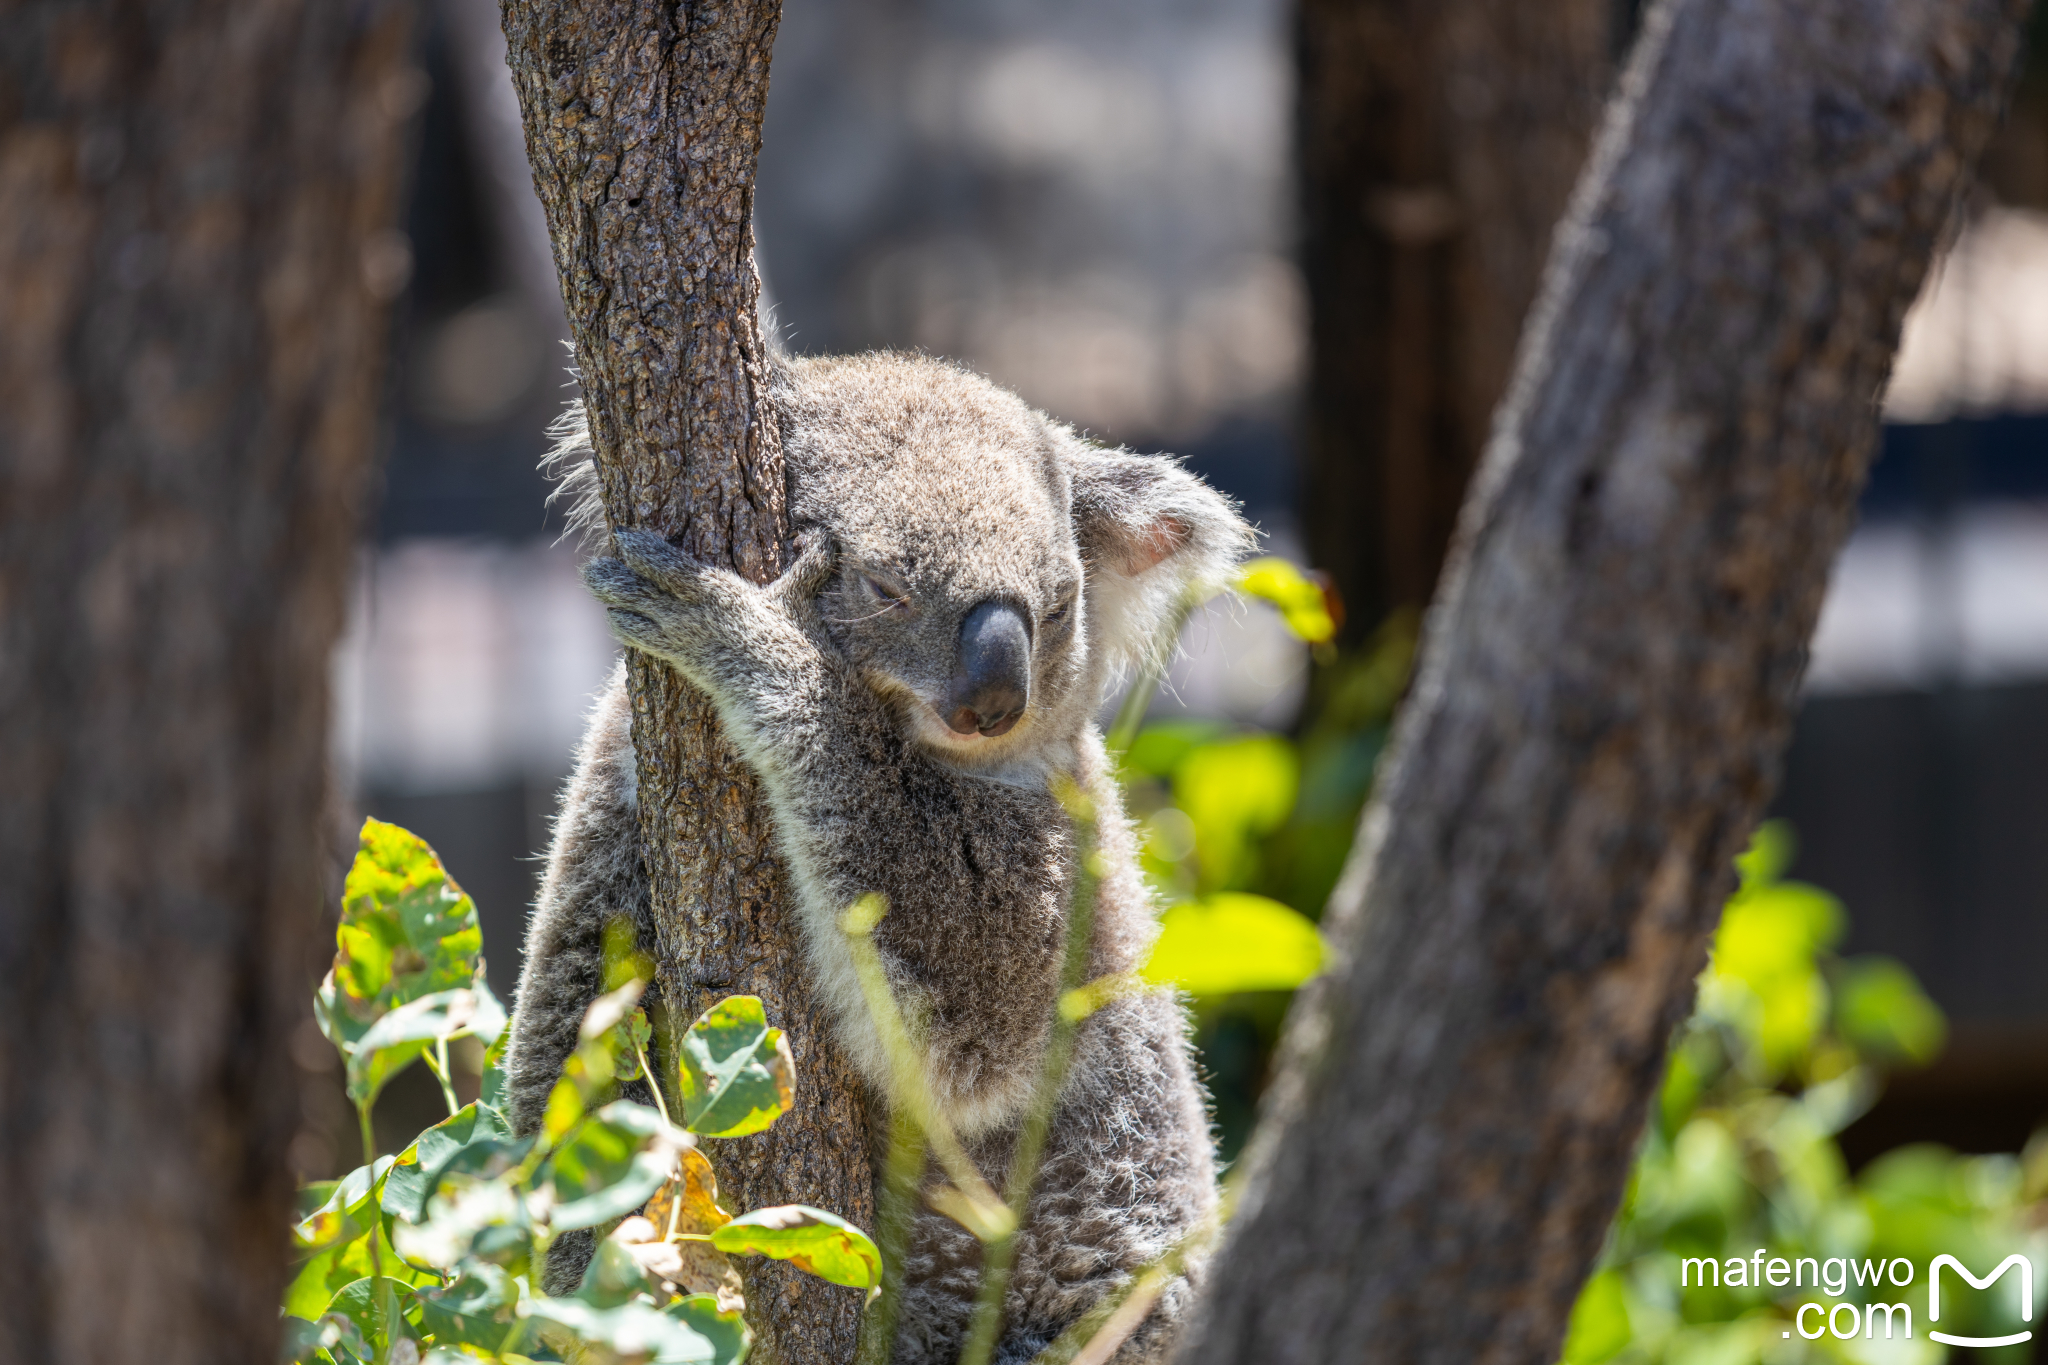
[1062,437,1257,679]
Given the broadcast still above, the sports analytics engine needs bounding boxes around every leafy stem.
[356,1099,392,1365]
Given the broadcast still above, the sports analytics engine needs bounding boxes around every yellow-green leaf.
[1561,1268,1632,1365]
[1141,893,1326,995]
[677,995,795,1138]
[1236,557,1337,644]
[711,1204,882,1298]
[318,819,483,1057]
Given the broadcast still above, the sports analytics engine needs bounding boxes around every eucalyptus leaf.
[1172,737,1299,894]
[320,819,483,1054]
[347,987,498,1106]
[414,1261,521,1351]
[711,1204,882,1296]
[1235,556,1337,644]
[522,1294,747,1365]
[469,974,508,1048]
[279,1311,369,1365]
[383,1102,513,1223]
[1141,892,1327,996]
[327,1276,421,1349]
[395,1151,534,1274]
[293,1156,395,1257]
[479,1028,510,1112]
[677,996,795,1138]
[574,1234,659,1309]
[546,1101,687,1232]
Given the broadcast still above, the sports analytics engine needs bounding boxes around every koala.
[504,351,1254,1363]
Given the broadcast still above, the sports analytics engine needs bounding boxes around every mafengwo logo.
[1680,1249,2034,1344]
[1929,1255,2034,1348]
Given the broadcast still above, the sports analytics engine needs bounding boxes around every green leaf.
[1120,720,1230,780]
[414,1261,521,1351]
[1835,954,1947,1064]
[1733,818,1795,890]
[469,974,508,1047]
[327,1276,421,1350]
[1172,735,1298,892]
[1561,1268,1631,1365]
[547,1101,688,1232]
[1141,893,1327,995]
[479,1028,510,1112]
[296,1180,340,1220]
[346,987,500,1106]
[574,1234,660,1309]
[293,1156,395,1258]
[320,819,484,1055]
[1236,556,1337,643]
[712,1204,882,1297]
[392,1138,536,1274]
[677,996,795,1138]
[280,1312,369,1365]
[383,1102,514,1224]
[523,1295,748,1365]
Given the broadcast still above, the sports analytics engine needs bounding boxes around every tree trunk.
[0,3,415,1362]
[497,4,873,1363]
[1185,1,2028,1362]
[1297,0,1613,638]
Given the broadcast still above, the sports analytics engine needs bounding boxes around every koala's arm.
[502,662,656,1138]
[586,531,1075,1126]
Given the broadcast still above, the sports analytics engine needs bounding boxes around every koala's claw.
[582,556,656,610]
[601,608,662,654]
[612,529,708,599]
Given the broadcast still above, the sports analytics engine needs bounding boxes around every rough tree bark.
[0,3,416,1362]
[497,4,874,1363]
[1298,0,1614,638]
[1186,1,2028,1362]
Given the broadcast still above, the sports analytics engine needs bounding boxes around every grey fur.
[506,352,1253,1360]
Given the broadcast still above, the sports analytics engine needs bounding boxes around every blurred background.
[326,2,2048,1349]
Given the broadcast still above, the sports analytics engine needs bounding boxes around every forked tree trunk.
[1185,1,2028,1361]
[0,2,415,1361]
[496,4,874,1362]
[1298,0,1616,638]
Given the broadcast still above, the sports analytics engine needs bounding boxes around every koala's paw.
[583,529,747,668]
[768,525,837,619]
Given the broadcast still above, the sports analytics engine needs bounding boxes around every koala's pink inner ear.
[1116,515,1190,575]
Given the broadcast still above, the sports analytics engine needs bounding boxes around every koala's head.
[773,353,1254,770]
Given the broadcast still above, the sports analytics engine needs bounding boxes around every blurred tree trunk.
[1297,0,1614,639]
[0,3,416,1362]
[1185,1,2028,1362]
[497,3,874,1363]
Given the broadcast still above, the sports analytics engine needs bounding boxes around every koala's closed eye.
[859,571,914,615]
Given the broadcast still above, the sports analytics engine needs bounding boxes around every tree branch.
[1183,0,2028,1360]
[498,3,873,1361]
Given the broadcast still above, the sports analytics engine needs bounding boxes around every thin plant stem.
[1025,1181,1236,1365]
[423,1037,460,1116]
[857,1105,929,1365]
[960,780,1100,1365]
[633,1035,672,1127]
[840,900,1010,1239]
[357,1100,391,1365]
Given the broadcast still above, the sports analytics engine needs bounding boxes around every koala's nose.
[946,600,1032,737]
